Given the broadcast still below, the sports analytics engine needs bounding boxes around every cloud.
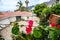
[0,0,50,11]
[0,0,18,11]
[21,0,50,6]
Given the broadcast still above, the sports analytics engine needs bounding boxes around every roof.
[0,11,32,20]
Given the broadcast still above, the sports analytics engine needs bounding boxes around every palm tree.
[25,0,29,11]
[18,0,23,11]
[15,0,25,11]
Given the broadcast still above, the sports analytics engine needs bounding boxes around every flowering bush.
[58,24,60,29]
[12,22,19,35]
[33,28,42,38]
[11,18,60,40]
[26,26,32,34]
[26,20,33,34]
[50,23,56,27]
[48,18,60,40]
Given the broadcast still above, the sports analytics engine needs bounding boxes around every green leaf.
[49,31,58,40]
[33,28,42,38]
[12,27,19,35]
[33,3,47,17]
[51,3,60,15]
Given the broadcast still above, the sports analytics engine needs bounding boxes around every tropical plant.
[42,7,51,19]
[12,22,19,35]
[11,20,60,40]
[33,3,51,27]
[56,18,60,25]
[12,2,60,39]
[33,28,42,38]
[38,7,51,26]
[51,3,60,15]
[11,22,20,40]
[33,3,47,17]
[15,0,25,11]
[25,0,29,11]
[49,30,58,40]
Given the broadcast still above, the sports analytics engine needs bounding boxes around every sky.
[0,0,50,12]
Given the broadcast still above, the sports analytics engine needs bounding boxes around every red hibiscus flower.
[50,23,56,27]
[28,25,32,28]
[28,20,33,27]
[26,27,32,34]
[58,24,60,29]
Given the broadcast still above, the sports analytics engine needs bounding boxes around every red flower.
[28,20,33,27]
[26,27,32,34]
[28,25,32,28]
[58,24,60,29]
[50,23,56,27]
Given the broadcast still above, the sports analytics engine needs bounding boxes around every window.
[27,17,29,19]
[16,16,21,21]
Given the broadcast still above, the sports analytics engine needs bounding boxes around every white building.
[0,11,40,40]
[0,11,40,31]
[0,11,32,30]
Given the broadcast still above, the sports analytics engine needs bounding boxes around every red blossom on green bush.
[58,24,60,29]
[28,25,32,28]
[50,23,56,27]
[28,20,33,27]
[26,20,33,34]
[26,27,32,34]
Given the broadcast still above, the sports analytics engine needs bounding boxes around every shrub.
[51,3,60,15]
[12,22,19,35]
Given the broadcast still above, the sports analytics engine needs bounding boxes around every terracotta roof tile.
[0,11,32,20]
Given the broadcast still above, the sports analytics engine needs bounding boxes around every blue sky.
[0,0,50,11]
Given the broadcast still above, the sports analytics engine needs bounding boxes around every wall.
[0,16,16,24]
[21,16,29,20]
[0,19,10,24]
[9,16,16,22]
[1,25,12,40]
[0,16,40,40]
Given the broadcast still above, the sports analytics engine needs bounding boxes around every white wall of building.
[21,16,29,20]
[0,19,10,24]
[0,15,40,40]
[0,16,16,25]
[9,16,16,22]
